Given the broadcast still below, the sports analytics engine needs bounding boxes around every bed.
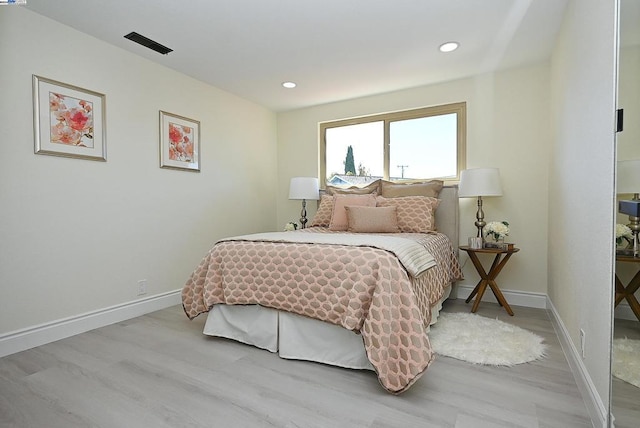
[182,181,463,394]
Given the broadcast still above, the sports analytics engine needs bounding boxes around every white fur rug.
[613,338,640,388]
[429,312,547,366]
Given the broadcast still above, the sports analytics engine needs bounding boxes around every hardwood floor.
[612,318,640,428]
[0,299,593,427]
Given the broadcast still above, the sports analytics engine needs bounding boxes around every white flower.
[284,222,298,231]
[616,223,632,245]
[616,223,632,239]
[485,221,509,241]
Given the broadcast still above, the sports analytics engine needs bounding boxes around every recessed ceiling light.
[282,81,297,89]
[439,42,459,53]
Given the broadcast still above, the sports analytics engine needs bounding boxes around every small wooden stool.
[615,254,640,321]
[459,245,520,316]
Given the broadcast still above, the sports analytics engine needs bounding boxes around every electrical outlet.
[137,279,147,296]
[580,329,586,359]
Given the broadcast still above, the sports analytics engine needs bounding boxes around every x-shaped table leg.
[464,251,515,316]
[615,268,640,321]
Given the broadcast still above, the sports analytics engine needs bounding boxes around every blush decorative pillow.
[380,179,444,198]
[376,196,440,233]
[345,206,400,233]
[329,194,377,231]
[308,194,335,227]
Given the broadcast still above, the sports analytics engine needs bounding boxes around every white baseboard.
[0,290,182,358]
[0,285,610,428]
[546,297,607,428]
[454,282,548,309]
[452,284,606,427]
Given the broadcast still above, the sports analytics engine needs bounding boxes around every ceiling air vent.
[124,32,173,55]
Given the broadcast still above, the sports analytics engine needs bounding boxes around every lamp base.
[474,196,486,239]
[299,199,308,229]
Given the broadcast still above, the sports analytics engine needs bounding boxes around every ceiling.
[24,0,569,112]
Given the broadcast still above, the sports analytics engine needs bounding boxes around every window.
[320,102,466,188]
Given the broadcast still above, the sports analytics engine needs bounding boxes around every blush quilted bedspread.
[182,228,463,394]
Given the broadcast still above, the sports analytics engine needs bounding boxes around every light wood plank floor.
[0,299,593,428]
[612,318,640,428]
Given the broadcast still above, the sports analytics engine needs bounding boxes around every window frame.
[319,102,466,188]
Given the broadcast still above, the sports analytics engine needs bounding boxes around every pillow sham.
[329,194,377,231]
[308,194,334,227]
[345,206,400,233]
[380,179,443,198]
[376,195,440,233]
[326,179,380,195]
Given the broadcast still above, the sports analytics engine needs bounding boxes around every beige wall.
[0,8,278,334]
[0,6,620,422]
[548,0,617,423]
[277,64,551,296]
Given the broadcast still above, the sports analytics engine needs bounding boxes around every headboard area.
[435,185,459,254]
[316,183,459,253]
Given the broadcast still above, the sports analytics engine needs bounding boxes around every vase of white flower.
[616,223,633,254]
[284,221,298,231]
[616,224,632,246]
[484,221,509,249]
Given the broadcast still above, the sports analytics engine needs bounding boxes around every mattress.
[182,185,462,393]
[203,285,452,371]
[183,230,461,393]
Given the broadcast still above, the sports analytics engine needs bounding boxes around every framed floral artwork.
[159,111,200,172]
[33,75,106,161]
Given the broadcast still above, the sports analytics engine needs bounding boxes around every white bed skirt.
[203,286,452,371]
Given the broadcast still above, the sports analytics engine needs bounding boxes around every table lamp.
[289,177,319,229]
[617,160,640,256]
[458,168,503,240]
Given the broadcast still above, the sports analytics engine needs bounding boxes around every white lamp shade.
[289,177,319,200]
[458,168,503,198]
[617,160,640,194]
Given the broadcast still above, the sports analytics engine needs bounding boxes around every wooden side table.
[615,254,640,321]
[460,245,520,316]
